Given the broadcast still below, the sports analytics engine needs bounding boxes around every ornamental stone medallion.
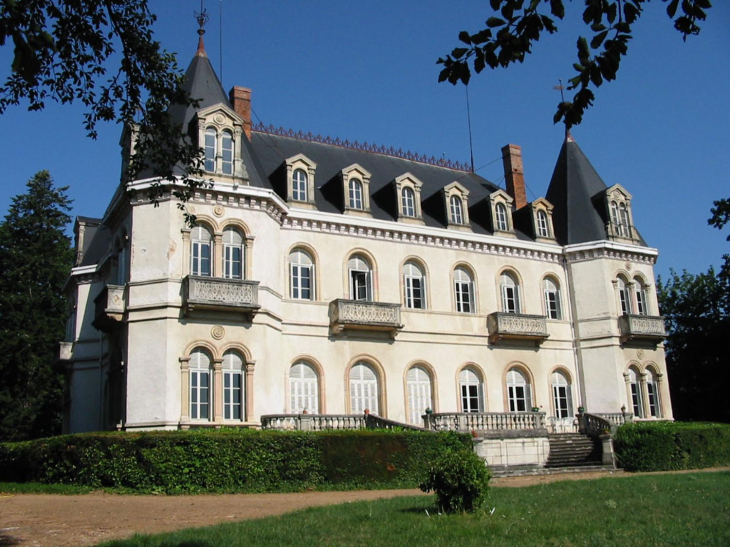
[211,325,225,340]
[213,205,225,217]
[636,349,644,360]
[214,113,225,125]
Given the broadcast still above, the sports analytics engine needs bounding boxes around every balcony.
[423,412,549,438]
[183,276,260,317]
[487,312,549,345]
[619,314,666,343]
[329,299,403,337]
[92,284,126,332]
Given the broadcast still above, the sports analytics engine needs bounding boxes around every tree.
[657,267,730,422]
[709,198,730,277]
[438,0,712,128]
[0,171,74,441]
[0,0,205,207]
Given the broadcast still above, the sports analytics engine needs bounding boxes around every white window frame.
[348,256,372,301]
[350,362,379,414]
[507,368,531,412]
[191,225,212,277]
[290,249,314,300]
[454,268,474,313]
[407,366,433,425]
[537,210,549,237]
[543,277,562,320]
[204,128,216,172]
[221,130,234,175]
[401,187,416,218]
[223,228,244,280]
[403,262,426,310]
[290,361,319,413]
[629,368,644,418]
[551,371,573,418]
[450,195,463,225]
[635,280,649,315]
[500,272,521,314]
[618,277,632,315]
[190,350,211,421]
[459,368,483,413]
[495,203,509,231]
[349,178,363,210]
[292,169,308,202]
[223,352,244,421]
[646,370,661,418]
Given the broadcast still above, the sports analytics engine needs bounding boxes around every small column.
[245,361,256,422]
[244,235,255,281]
[213,358,224,423]
[181,229,191,276]
[180,357,191,424]
[623,373,633,415]
[213,232,223,278]
[656,372,667,419]
[640,372,651,419]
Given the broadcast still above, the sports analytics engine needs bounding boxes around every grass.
[0,482,96,495]
[98,471,730,546]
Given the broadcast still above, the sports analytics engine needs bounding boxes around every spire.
[194,1,209,57]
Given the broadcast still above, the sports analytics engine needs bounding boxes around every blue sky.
[1,1,728,279]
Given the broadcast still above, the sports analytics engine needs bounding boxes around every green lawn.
[99,472,730,546]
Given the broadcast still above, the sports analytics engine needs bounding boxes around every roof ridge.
[252,123,472,172]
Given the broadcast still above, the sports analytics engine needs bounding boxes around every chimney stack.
[229,86,252,140]
[501,144,527,210]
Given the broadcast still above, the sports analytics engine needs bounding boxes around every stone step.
[491,464,616,478]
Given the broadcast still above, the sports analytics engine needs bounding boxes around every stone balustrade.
[92,284,126,332]
[618,314,666,343]
[596,412,634,426]
[487,312,549,345]
[261,414,367,431]
[184,276,260,317]
[545,416,579,433]
[423,412,548,436]
[329,299,403,336]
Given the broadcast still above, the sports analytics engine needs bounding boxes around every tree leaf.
[487,17,506,28]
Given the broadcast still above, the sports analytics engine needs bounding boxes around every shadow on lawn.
[0,533,22,546]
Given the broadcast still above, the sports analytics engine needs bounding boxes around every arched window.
[551,371,573,418]
[459,367,484,413]
[634,278,649,315]
[290,361,319,413]
[221,130,234,175]
[507,368,531,412]
[349,178,363,210]
[348,255,372,301]
[223,228,244,280]
[223,351,244,421]
[454,267,474,313]
[543,277,562,320]
[190,349,211,420]
[537,210,549,237]
[350,362,379,414]
[403,261,426,310]
[500,272,521,314]
[495,203,508,231]
[292,169,308,201]
[646,368,661,418]
[401,187,416,217]
[450,195,463,224]
[204,128,217,172]
[289,249,314,300]
[628,367,643,418]
[610,201,620,228]
[617,276,632,315]
[619,203,630,237]
[407,365,433,425]
[191,225,212,277]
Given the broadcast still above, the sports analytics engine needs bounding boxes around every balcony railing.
[618,314,666,343]
[92,284,126,332]
[183,276,260,317]
[261,414,366,431]
[487,312,549,345]
[329,299,403,336]
[423,412,548,436]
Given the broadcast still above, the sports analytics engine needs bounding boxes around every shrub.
[419,449,491,513]
[0,429,472,493]
[614,421,730,472]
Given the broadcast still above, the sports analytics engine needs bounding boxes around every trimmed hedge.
[0,429,472,493]
[614,421,730,472]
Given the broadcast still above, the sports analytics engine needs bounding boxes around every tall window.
[450,195,463,224]
[290,361,319,413]
[349,178,363,210]
[204,128,216,172]
[403,261,426,309]
[495,203,508,231]
[646,368,661,418]
[500,272,521,314]
[617,277,632,315]
[454,267,474,313]
[537,210,549,237]
[223,228,244,279]
[401,187,416,217]
[610,201,620,229]
[221,130,233,175]
[191,225,212,277]
[407,366,433,425]
[628,368,643,418]
[459,367,483,413]
[115,239,128,285]
[543,277,562,319]
[635,279,648,315]
[289,249,314,300]
[350,362,379,414]
[223,351,244,421]
[619,203,630,237]
[348,255,372,301]
[190,349,211,420]
[292,169,308,201]
[507,368,531,412]
[551,371,573,418]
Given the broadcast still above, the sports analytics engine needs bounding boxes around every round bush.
[420,449,490,513]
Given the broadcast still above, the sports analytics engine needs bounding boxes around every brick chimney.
[501,144,527,210]
[229,86,252,140]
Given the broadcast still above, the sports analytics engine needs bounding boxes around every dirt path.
[1,468,728,547]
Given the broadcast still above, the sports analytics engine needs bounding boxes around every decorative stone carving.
[619,314,666,343]
[213,205,225,217]
[211,325,225,340]
[329,299,403,336]
[487,312,549,345]
[184,276,260,317]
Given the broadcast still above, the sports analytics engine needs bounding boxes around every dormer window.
[196,105,246,180]
[443,181,470,230]
[496,203,508,231]
[537,210,549,237]
[488,189,514,235]
[394,173,424,224]
[402,187,416,217]
[342,164,372,215]
[349,179,363,210]
[602,184,638,242]
[450,196,464,224]
[529,198,556,241]
[285,154,317,208]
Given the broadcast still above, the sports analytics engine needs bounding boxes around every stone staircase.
[545,433,603,468]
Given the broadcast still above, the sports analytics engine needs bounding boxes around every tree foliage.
[709,198,730,276]
[657,267,730,422]
[0,171,74,441]
[438,0,712,127]
[0,0,205,206]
